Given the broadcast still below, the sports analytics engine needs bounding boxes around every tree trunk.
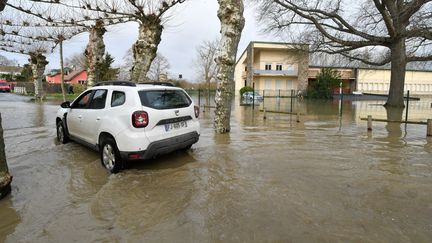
[29,52,48,101]
[214,0,245,133]
[385,38,407,108]
[86,20,106,87]
[59,40,66,102]
[131,18,163,83]
[0,113,12,200]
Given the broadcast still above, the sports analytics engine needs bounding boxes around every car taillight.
[194,105,200,118]
[132,111,148,128]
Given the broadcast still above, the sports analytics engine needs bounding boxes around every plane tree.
[2,0,130,87]
[1,16,86,100]
[33,0,188,82]
[214,0,245,133]
[256,0,432,107]
[194,39,218,107]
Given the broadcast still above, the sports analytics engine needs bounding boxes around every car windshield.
[138,89,192,110]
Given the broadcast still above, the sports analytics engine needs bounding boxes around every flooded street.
[1,92,432,242]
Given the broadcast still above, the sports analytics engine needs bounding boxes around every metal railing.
[253,69,298,76]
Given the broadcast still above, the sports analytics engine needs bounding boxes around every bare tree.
[85,19,106,87]
[65,51,87,69]
[0,0,6,11]
[194,38,218,106]
[29,51,49,99]
[117,48,134,80]
[55,0,187,82]
[214,0,245,133]
[0,1,94,100]
[0,114,12,200]
[127,0,186,82]
[256,0,432,107]
[0,2,11,201]
[0,54,17,66]
[2,0,129,90]
[148,52,170,81]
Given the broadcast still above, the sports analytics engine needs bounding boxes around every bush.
[307,68,341,99]
[239,86,254,96]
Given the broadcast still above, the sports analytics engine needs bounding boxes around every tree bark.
[86,20,106,87]
[385,38,407,108]
[131,17,163,83]
[0,113,12,200]
[29,52,48,101]
[59,40,66,102]
[214,0,245,133]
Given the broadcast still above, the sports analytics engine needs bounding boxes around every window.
[244,66,247,71]
[89,90,107,109]
[286,65,295,73]
[276,64,283,71]
[244,80,247,87]
[275,80,283,89]
[265,64,272,70]
[138,90,192,110]
[71,90,93,109]
[78,80,86,85]
[286,80,293,90]
[111,91,126,107]
[265,80,272,90]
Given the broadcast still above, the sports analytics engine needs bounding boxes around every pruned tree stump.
[0,174,12,200]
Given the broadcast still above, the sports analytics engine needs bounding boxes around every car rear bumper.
[120,131,199,161]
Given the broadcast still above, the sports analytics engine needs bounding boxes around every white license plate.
[164,121,188,132]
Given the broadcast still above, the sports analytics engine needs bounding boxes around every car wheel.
[100,137,122,173]
[56,121,69,144]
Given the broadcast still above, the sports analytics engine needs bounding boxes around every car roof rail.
[138,81,175,87]
[94,81,137,87]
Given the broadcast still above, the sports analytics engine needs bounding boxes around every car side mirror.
[60,101,71,108]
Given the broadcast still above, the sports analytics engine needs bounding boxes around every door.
[80,89,108,144]
[67,90,93,138]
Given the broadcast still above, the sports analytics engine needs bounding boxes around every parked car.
[56,81,200,173]
[242,91,264,101]
[0,82,11,92]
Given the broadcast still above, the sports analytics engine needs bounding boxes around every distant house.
[236,41,432,95]
[0,66,23,76]
[46,69,87,85]
[234,41,310,93]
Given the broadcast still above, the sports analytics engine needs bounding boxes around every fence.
[254,89,300,98]
[13,83,85,95]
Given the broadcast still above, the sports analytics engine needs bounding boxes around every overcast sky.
[1,0,277,82]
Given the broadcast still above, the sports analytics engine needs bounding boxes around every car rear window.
[138,90,192,109]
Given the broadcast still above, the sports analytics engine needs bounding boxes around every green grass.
[45,93,80,101]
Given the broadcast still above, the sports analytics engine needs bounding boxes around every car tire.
[100,137,122,173]
[56,121,69,144]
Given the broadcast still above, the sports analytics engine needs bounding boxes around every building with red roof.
[46,69,87,85]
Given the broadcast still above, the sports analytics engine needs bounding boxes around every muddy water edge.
[1,93,432,242]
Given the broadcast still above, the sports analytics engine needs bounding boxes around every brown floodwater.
[1,93,432,242]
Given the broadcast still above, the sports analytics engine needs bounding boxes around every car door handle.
[78,115,82,119]
[96,117,101,121]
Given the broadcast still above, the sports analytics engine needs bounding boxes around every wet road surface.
[1,93,432,242]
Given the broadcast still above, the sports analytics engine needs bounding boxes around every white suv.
[56,81,200,173]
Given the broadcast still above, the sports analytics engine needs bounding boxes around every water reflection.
[1,93,432,242]
[0,198,20,243]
